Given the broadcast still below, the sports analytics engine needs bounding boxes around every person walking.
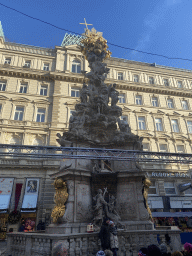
[99,218,111,251]
[108,221,119,256]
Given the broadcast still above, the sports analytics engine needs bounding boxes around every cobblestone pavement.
[0,240,7,255]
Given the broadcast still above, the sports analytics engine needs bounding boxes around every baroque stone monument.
[47,24,153,236]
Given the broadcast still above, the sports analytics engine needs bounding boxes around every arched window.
[33,138,43,146]
[10,137,20,145]
[32,138,43,154]
[71,59,81,73]
[10,137,20,153]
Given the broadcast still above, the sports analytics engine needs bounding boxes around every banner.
[0,178,14,211]
[21,178,39,212]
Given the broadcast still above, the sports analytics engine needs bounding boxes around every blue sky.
[0,0,192,70]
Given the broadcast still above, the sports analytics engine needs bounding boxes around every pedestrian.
[108,221,119,256]
[96,251,106,256]
[172,252,183,256]
[104,250,113,256]
[183,243,192,256]
[160,243,168,256]
[138,247,148,256]
[99,218,111,251]
[147,244,162,256]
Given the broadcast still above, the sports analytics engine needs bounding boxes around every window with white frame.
[138,116,146,130]
[135,95,142,105]
[177,145,185,153]
[171,119,179,133]
[134,74,139,82]
[71,88,80,97]
[118,72,123,80]
[148,181,157,195]
[164,182,176,195]
[23,60,31,68]
[177,81,183,88]
[152,96,158,107]
[118,93,125,103]
[19,83,27,93]
[159,144,168,152]
[43,63,49,71]
[155,118,163,131]
[149,76,154,84]
[0,81,6,91]
[187,121,192,133]
[4,57,11,65]
[71,59,81,73]
[163,79,169,86]
[143,143,150,151]
[181,100,188,110]
[167,98,174,108]
[40,85,48,96]
[36,108,45,122]
[14,106,24,121]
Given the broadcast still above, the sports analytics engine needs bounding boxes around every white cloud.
[131,0,181,57]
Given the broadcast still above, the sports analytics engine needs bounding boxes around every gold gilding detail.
[51,178,68,223]
[81,27,112,60]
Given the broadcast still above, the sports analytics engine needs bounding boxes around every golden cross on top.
[79,18,93,30]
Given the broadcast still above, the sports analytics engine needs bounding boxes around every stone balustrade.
[6,229,181,256]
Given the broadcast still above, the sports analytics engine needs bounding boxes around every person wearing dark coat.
[147,244,161,256]
[99,218,111,251]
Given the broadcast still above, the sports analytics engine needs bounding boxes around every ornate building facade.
[0,23,192,234]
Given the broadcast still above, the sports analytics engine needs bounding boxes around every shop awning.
[152,212,192,217]
[21,178,39,212]
[0,178,14,211]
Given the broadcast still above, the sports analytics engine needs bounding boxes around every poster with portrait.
[21,178,39,212]
[0,178,14,210]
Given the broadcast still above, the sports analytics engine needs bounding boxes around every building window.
[163,79,169,86]
[167,98,174,108]
[181,100,188,110]
[148,181,157,195]
[14,106,24,121]
[159,144,167,152]
[19,83,27,93]
[71,88,80,97]
[40,85,48,96]
[177,145,185,153]
[0,81,6,91]
[36,108,45,122]
[149,76,154,84]
[138,116,146,130]
[164,182,176,195]
[177,81,182,88]
[23,60,31,68]
[187,121,192,133]
[171,119,179,133]
[71,59,81,73]
[155,118,163,131]
[118,94,125,103]
[134,74,139,83]
[152,97,158,107]
[4,57,11,65]
[143,143,150,151]
[43,63,49,71]
[136,95,142,105]
[118,72,123,80]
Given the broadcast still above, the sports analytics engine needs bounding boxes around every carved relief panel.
[76,183,92,222]
[116,182,138,221]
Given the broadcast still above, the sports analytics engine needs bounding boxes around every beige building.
[0,24,192,234]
